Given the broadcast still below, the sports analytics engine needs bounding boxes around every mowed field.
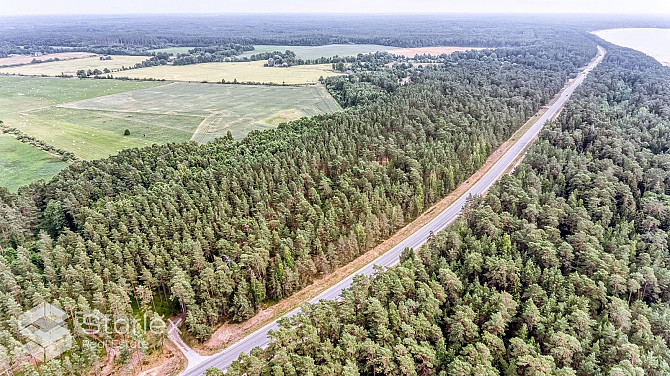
[0,134,69,192]
[116,60,341,84]
[0,52,97,67]
[0,55,148,76]
[62,82,342,143]
[241,44,398,59]
[0,76,172,160]
[147,47,196,55]
[388,46,485,57]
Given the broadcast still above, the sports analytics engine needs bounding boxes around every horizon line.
[2,12,670,17]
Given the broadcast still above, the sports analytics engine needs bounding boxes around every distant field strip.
[0,52,97,67]
[115,61,341,84]
[0,55,149,76]
[387,46,485,57]
[61,82,342,144]
[242,44,398,59]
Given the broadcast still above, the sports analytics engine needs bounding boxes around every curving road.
[180,45,606,376]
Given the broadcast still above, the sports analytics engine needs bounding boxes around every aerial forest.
[223,45,670,375]
[2,18,668,375]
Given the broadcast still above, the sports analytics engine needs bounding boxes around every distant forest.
[1,14,669,57]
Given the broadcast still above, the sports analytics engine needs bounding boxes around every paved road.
[180,46,606,376]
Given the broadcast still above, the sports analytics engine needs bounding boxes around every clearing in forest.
[115,60,341,84]
[0,52,97,67]
[240,44,398,59]
[0,76,171,161]
[387,46,485,57]
[0,55,149,76]
[62,82,342,144]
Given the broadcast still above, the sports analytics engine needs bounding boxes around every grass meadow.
[116,60,341,84]
[63,82,342,143]
[0,55,149,76]
[0,76,170,159]
[241,44,397,59]
[0,134,69,192]
[0,77,341,190]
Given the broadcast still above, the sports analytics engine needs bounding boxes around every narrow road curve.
[179,45,606,376]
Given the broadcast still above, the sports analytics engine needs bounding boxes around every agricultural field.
[0,52,97,67]
[0,134,69,192]
[242,44,398,59]
[62,82,342,143]
[388,46,484,57]
[0,76,170,160]
[0,55,148,76]
[116,60,341,84]
[147,46,196,55]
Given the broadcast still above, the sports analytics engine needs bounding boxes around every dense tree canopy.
[3,18,659,376]
[221,45,670,375]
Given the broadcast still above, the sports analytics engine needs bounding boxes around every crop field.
[0,76,164,117]
[0,77,340,189]
[241,44,398,59]
[0,76,170,160]
[147,47,196,55]
[0,55,149,76]
[61,82,342,143]
[388,46,484,57]
[0,134,69,192]
[115,60,341,84]
[0,52,97,67]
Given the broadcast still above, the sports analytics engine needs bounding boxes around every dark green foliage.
[42,200,67,238]
[224,45,670,375]
[0,39,593,350]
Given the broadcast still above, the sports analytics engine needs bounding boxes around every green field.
[0,135,69,192]
[116,60,341,84]
[62,82,342,143]
[148,47,197,55]
[242,44,398,59]
[0,55,149,76]
[0,76,171,159]
[0,76,341,189]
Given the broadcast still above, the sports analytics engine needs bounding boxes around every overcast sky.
[2,0,670,15]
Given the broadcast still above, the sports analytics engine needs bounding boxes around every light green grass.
[0,76,341,189]
[25,106,202,144]
[62,82,342,143]
[7,111,163,160]
[243,44,398,60]
[0,76,171,160]
[147,47,196,55]
[0,134,69,192]
[116,61,341,85]
[0,76,165,118]
[0,55,149,76]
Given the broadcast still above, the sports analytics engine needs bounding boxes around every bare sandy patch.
[0,52,97,67]
[388,46,484,57]
[95,337,186,376]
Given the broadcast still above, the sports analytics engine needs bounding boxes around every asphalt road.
[180,45,606,376]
